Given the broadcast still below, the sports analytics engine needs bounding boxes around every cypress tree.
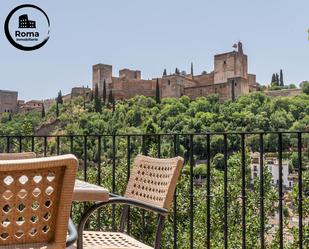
[191,62,194,76]
[56,102,59,117]
[155,78,160,104]
[41,104,45,118]
[275,73,279,85]
[163,69,167,77]
[112,101,115,113]
[280,69,284,86]
[94,84,101,113]
[57,90,63,104]
[103,80,107,104]
[108,89,114,104]
[271,73,276,84]
[175,68,180,75]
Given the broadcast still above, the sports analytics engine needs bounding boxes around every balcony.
[0,131,308,248]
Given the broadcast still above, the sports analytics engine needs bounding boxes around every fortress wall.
[92,64,112,95]
[194,72,215,86]
[119,69,141,80]
[214,52,248,84]
[0,90,18,114]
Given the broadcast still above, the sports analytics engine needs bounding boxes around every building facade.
[251,152,293,189]
[92,42,259,102]
[18,100,43,113]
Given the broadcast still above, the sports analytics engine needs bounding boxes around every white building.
[250,152,293,188]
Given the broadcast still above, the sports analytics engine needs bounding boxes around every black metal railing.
[0,131,308,249]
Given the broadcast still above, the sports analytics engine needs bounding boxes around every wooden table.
[73,179,109,202]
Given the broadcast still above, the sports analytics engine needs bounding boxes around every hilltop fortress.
[0,42,260,115]
[93,42,259,102]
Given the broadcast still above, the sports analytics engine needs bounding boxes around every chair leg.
[154,215,165,249]
[119,205,129,232]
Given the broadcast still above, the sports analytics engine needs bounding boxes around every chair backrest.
[0,155,77,248]
[0,152,36,160]
[124,155,184,210]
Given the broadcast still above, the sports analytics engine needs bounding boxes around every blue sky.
[0,0,308,100]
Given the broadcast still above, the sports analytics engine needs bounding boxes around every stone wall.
[92,43,257,102]
[184,77,249,102]
[214,51,248,84]
[266,89,302,97]
[119,69,141,80]
[92,64,112,96]
[71,87,92,99]
[0,90,18,114]
[193,72,214,86]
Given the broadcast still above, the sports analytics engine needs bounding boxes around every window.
[253,172,257,178]
[254,166,257,171]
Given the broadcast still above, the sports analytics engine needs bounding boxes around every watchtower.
[214,42,248,84]
[92,64,113,96]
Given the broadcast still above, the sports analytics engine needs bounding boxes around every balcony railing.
[0,131,308,249]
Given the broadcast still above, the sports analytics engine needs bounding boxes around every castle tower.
[214,42,248,84]
[92,64,113,96]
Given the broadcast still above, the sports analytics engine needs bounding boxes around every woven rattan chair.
[77,155,184,249]
[0,154,78,249]
[0,152,36,160]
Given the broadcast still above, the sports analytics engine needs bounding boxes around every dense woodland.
[1,89,309,248]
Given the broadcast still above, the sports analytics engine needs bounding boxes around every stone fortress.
[93,42,259,102]
[0,42,261,115]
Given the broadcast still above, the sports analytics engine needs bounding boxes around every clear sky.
[0,0,308,100]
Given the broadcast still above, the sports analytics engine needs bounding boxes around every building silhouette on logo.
[19,14,36,28]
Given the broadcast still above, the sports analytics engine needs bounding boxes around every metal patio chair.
[0,154,78,248]
[77,155,184,249]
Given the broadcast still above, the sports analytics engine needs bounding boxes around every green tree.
[212,153,225,170]
[301,81,309,95]
[103,79,107,104]
[163,69,167,76]
[155,78,160,104]
[56,102,59,117]
[271,73,277,85]
[280,69,284,86]
[276,73,280,85]
[94,84,102,113]
[41,104,45,118]
[57,90,63,104]
[108,89,114,104]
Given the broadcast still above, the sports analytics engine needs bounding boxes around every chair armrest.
[107,194,168,215]
[66,218,78,247]
[77,195,168,249]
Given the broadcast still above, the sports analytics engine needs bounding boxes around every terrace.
[0,131,308,249]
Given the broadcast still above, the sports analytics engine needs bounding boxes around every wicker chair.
[0,152,36,160]
[0,154,78,249]
[77,155,184,249]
